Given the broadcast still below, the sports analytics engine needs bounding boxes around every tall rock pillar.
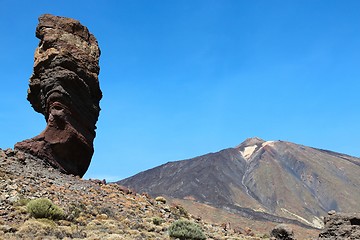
[15,14,102,177]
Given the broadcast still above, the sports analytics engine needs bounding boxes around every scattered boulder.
[318,211,360,239]
[270,224,295,240]
[15,14,102,177]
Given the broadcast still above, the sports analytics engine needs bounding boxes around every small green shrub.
[27,198,64,220]
[168,219,206,240]
[152,216,164,225]
[14,196,31,206]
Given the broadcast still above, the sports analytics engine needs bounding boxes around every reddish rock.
[15,14,102,177]
[117,185,134,195]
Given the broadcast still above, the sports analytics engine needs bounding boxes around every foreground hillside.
[118,137,360,233]
[0,148,270,239]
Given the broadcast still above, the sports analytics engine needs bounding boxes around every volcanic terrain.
[118,137,360,233]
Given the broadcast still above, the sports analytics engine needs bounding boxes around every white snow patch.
[262,141,275,147]
[240,145,258,160]
[240,141,276,160]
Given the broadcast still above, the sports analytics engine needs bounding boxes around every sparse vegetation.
[168,219,206,240]
[18,219,57,237]
[26,198,65,220]
[152,216,164,225]
[14,196,31,206]
[260,233,270,239]
[99,206,115,218]
[66,203,85,221]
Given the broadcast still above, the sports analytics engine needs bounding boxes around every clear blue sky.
[1,1,360,181]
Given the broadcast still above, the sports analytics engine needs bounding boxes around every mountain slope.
[0,148,252,240]
[118,137,360,229]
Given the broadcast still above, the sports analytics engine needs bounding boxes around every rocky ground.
[318,211,360,239]
[0,148,274,240]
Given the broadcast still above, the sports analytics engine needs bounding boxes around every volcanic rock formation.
[318,211,360,239]
[15,14,102,177]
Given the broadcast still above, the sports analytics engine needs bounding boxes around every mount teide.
[117,137,360,229]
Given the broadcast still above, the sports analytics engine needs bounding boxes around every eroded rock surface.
[318,212,360,240]
[15,14,102,177]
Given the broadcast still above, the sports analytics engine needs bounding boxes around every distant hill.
[117,137,360,229]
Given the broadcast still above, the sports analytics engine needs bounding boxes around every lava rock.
[318,212,360,239]
[15,14,102,177]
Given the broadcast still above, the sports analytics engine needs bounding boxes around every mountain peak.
[239,137,266,146]
[236,137,269,160]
